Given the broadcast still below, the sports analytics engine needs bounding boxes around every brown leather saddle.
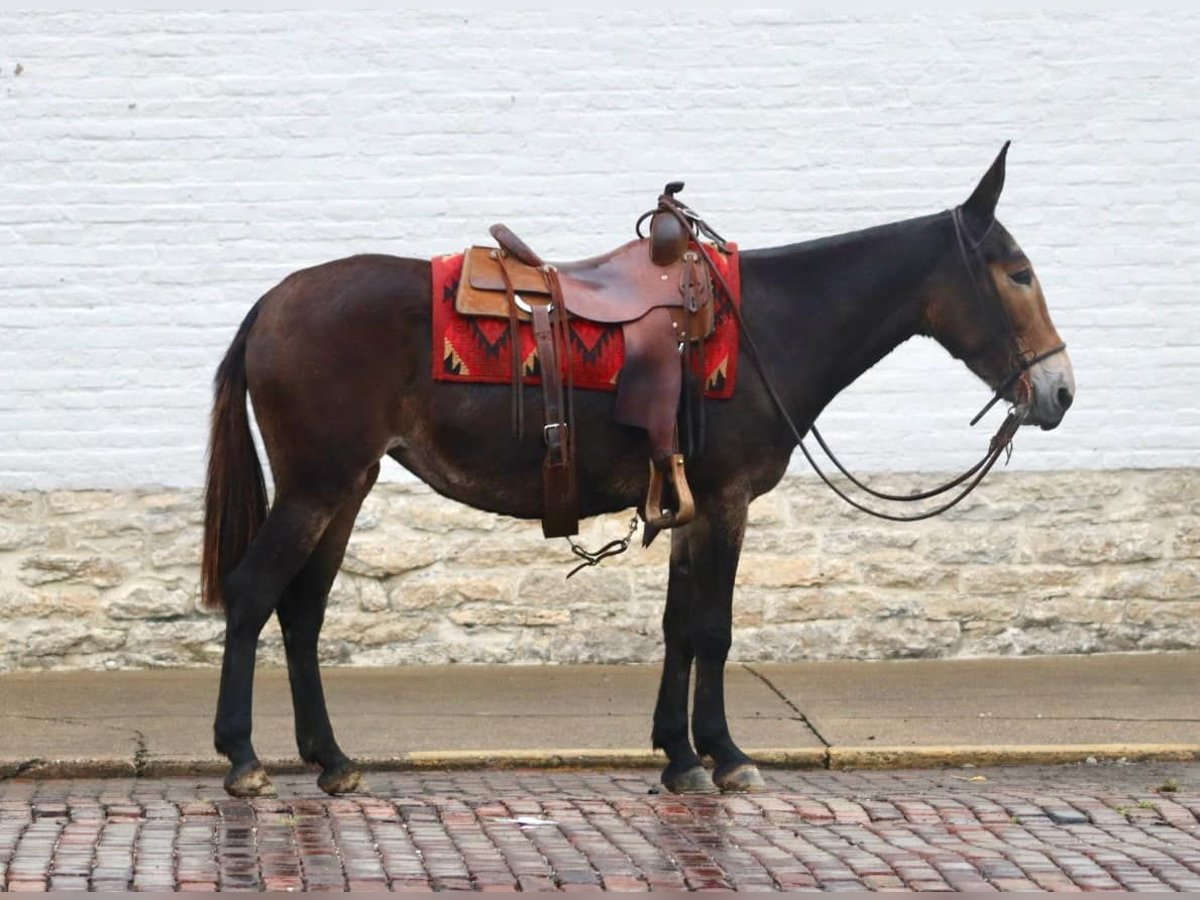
[454,183,725,539]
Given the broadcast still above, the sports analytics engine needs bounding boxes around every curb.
[828,743,1200,770]
[4,744,1196,781]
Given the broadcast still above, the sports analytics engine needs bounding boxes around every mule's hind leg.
[277,463,379,796]
[214,494,341,798]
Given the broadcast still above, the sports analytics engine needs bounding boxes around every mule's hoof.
[224,762,276,798]
[318,766,364,796]
[662,765,718,795]
[714,763,767,793]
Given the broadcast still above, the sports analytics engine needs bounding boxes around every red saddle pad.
[431,243,740,398]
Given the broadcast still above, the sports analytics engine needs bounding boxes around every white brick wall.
[1,11,1197,489]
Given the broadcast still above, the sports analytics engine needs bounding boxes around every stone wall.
[0,468,1196,672]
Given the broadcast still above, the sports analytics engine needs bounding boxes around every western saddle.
[454,183,731,539]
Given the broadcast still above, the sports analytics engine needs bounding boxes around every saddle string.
[655,197,1033,522]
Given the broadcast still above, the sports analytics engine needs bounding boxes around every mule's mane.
[745,210,948,264]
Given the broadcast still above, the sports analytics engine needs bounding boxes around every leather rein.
[658,197,1067,523]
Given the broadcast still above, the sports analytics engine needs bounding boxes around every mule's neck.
[739,212,950,427]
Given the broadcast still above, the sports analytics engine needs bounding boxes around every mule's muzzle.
[1026,350,1076,431]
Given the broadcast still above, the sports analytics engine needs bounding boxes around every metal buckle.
[514,294,553,316]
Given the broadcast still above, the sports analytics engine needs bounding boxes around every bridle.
[664,197,1068,522]
[949,206,1067,427]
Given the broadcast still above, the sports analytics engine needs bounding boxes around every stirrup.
[641,453,695,529]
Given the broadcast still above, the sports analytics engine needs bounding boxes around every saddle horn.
[649,182,691,266]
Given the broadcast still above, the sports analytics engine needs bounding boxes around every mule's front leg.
[688,494,765,792]
[651,540,715,794]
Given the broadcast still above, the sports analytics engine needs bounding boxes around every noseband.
[950,206,1067,427]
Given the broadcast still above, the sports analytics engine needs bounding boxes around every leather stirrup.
[641,453,695,529]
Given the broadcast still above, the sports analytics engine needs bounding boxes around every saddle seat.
[459,229,711,339]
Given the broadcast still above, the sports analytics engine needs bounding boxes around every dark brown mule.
[202,145,1074,798]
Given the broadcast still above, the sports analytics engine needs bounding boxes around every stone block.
[1173,521,1200,558]
[763,588,900,624]
[136,489,202,513]
[148,535,201,569]
[921,594,1018,623]
[1123,599,1200,626]
[17,554,124,588]
[855,559,957,591]
[0,523,46,551]
[342,535,444,578]
[106,585,195,620]
[958,565,1083,598]
[741,524,819,556]
[444,527,553,569]
[821,527,920,555]
[515,623,659,664]
[0,587,101,618]
[923,528,1017,564]
[120,618,225,667]
[967,623,1108,657]
[394,578,510,611]
[1031,524,1162,566]
[19,622,128,659]
[731,591,765,628]
[448,604,571,628]
[44,491,117,516]
[0,493,36,515]
[1140,470,1200,514]
[737,616,960,661]
[327,617,427,648]
[1018,597,1125,626]
[747,494,787,527]
[357,579,391,613]
[399,502,500,535]
[1102,563,1200,601]
[737,554,849,589]
[841,618,961,659]
[517,568,632,610]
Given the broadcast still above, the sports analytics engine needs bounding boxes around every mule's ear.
[963,141,1010,224]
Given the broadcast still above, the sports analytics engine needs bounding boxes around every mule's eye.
[1010,268,1034,286]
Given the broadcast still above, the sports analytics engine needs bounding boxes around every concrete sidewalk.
[0,652,1196,778]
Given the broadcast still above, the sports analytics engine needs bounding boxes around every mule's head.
[922,143,1075,430]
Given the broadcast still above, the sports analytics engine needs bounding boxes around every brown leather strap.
[530,303,564,460]
[493,251,525,436]
[530,300,578,537]
[545,267,575,450]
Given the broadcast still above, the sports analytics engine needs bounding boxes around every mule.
[201,145,1075,798]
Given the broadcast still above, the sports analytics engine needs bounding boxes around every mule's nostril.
[1057,386,1074,411]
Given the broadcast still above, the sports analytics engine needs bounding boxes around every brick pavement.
[0,763,1198,892]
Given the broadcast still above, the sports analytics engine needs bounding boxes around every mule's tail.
[201,302,268,612]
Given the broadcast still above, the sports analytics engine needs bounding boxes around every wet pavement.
[2,762,1199,892]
